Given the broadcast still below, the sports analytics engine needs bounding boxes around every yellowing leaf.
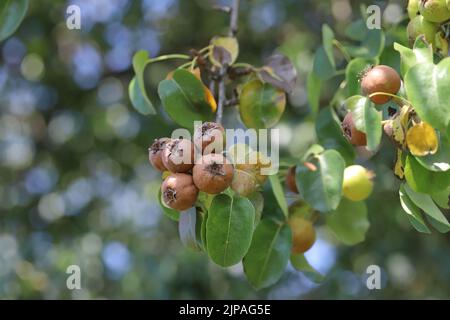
[205,86,217,112]
[406,122,438,156]
[209,36,239,67]
[399,105,412,129]
[394,149,405,180]
[392,114,406,148]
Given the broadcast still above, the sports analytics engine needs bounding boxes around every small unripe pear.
[407,15,438,46]
[419,0,450,23]
[407,0,420,19]
[288,216,316,254]
[342,165,374,202]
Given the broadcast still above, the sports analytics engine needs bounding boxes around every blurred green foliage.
[1,0,450,299]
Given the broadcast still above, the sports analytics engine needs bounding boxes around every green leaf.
[345,19,368,41]
[296,149,345,212]
[432,188,450,209]
[243,220,292,290]
[405,155,450,194]
[239,79,286,129]
[128,77,154,115]
[404,58,450,131]
[0,0,28,42]
[403,183,450,233]
[322,25,336,70]
[352,96,382,151]
[178,208,203,251]
[326,198,369,245]
[158,189,180,221]
[306,72,322,116]
[206,194,255,267]
[301,144,325,162]
[393,38,433,77]
[131,50,156,115]
[315,107,355,166]
[399,184,431,234]
[247,192,264,226]
[345,58,377,96]
[158,68,214,130]
[415,137,450,172]
[290,253,325,283]
[312,46,336,81]
[200,210,208,252]
[363,99,382,151]
[345,29,385,59]
[268,174,289,218]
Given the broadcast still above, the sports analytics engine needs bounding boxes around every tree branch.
[215,0,240,124]
[229,0,240,36]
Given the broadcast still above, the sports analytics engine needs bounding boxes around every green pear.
[435,31,449,56]
[407,15,439,46]
[407,0,420,19]
[419,0,450,23]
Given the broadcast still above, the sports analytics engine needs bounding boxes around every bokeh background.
[1,0,449,299]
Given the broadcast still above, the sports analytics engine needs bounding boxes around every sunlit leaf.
[399,184,431,233]
[404,155,450,194]
[239,79,286,129]
[404,58,450,131]
[326,198,369,245]
[158,68,214,130]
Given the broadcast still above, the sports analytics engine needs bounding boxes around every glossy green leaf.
[404,58,450,131]
[326,198,369,245]
[405,155,450,194]
[0,0,29,42]
[352,97,382,151]
[178,208,203,251]
[239,79,286,129]
[243,220,291,289]
[404,183,450,233]
[312,46,336,81]
[399,184,431,234]
[290,253,325,283]
[158,189,180,221]
[345,29,385,59]
[393,38,433,77]
[345,58,377,96]
[306,72,322,116]
[206,194,255,267]
[415,137,450,172]
[315,107,355,166]
[131,50,156,115]
[158,68,213,130]
[295,149,345,213]
[268,174,289,218]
